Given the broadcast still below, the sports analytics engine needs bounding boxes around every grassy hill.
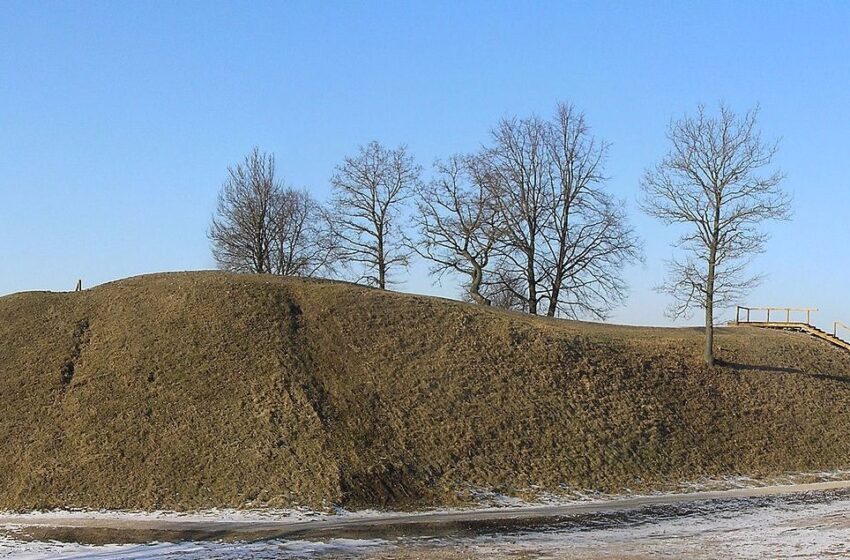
[1,271,849,512]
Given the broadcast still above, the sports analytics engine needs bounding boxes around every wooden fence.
[734,306,850,350]
[735,306,818,326]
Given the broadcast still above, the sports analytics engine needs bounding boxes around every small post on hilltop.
[75,279,82,292]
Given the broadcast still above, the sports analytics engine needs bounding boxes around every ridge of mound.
[2,271,849,511]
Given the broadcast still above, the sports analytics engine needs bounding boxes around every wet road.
[3,482,850,558]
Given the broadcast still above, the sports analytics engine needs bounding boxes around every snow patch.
[0,535,388,559]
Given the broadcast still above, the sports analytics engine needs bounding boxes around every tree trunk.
[546,266,563,317]
[527,267,538,315]
[546,289,559,317]
[704,293,715,367]
[527,239,538,314]
[705,201,721,367]
[547,250,563,316]
[377,227,386,289]
[468,263,490,305]
[705,248,716,366]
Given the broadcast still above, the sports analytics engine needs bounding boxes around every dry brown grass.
[1,271,849,512]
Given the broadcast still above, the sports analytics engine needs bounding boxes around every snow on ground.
[0,535,388,559]
[465,490,850,559]
[5,468,850,526]
[3,471,850,559]
[4,492,850,558]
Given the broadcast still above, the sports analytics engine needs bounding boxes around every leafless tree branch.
[327,141,421,289]
[640,104,791,366]
[208,148,335,277]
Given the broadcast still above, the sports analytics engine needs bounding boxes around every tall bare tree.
[541,103,641,319]
[327,141,421,289]
[209,148,333,277]
[209,148,278,274]
[483,104,641,318]
[641,104,790,366]
[411,154,499,305]
[486,116,550,314]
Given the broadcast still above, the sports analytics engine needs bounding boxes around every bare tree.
[327,141,421,289]
[541,103,641,319]
[269,188,337,277]
[209,148,278,274]
[483,105,641,318]
[640,104,790,366]
[411,155,499,305]
[486,116,550,314]
[209,148,333,277]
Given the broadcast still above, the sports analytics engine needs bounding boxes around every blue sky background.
[1,1,848,329]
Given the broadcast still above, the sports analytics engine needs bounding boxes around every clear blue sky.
[1,1,848,328]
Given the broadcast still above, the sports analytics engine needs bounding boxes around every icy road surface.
[3,484,850,558]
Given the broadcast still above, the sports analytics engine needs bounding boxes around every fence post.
[767,309,771,322]
[75,279,82,292]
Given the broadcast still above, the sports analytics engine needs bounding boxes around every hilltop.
[1,272,849,511]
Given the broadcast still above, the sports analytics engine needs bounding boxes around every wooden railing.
[735,306,818,325]
[734,306,850,352]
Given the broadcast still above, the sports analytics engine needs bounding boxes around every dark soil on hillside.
[1,272,849,511]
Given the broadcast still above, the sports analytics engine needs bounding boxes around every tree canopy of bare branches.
[411,155,499,305]
[209,148,334,277]
[540,104,642,319]
[270,188,337,277]
[640,104,791,366]
[486,115,550,314]
[327,141,421,289]
[483,103,642,318]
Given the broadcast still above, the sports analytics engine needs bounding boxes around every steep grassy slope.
[1,272,849,511]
